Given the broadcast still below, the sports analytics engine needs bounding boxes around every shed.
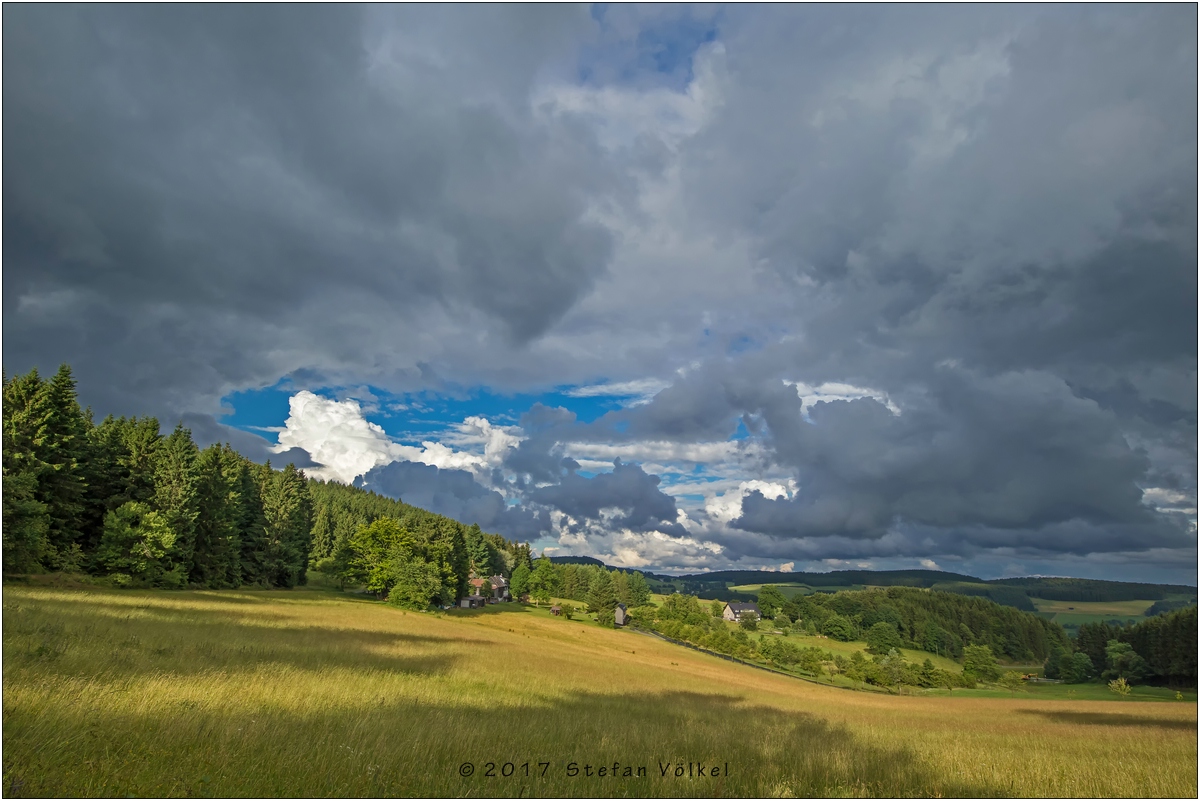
[550,605,562,616]
[614,603,629,627]
[460,595,487,609]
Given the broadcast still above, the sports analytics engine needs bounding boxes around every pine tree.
[191,444,242,587]
[587,570,618,625]
[2,370,52,571]
[627,571,652,606]
[79,414,132,555]
[152,423,200,583]
[237,461,270,586]
[36,365,90,567]
[120,417,162,504]
[260,463,313,588]
[611,570,631,605]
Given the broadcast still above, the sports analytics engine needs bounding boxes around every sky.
[4,4,1197,583]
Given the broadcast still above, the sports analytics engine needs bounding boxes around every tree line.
[504,558,652,625]
[744,586,1070,663]
[1050,607,1197,686]
[3,365,528,602]
[627,591,1017,692]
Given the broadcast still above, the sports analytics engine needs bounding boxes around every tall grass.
[3,583,1195,797]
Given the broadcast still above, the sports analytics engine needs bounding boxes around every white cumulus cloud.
[273,391,522,485]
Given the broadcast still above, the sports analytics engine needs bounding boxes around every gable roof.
[491,576,508,586]
[725,602,761,613]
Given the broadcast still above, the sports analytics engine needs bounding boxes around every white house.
[723,602,761,623]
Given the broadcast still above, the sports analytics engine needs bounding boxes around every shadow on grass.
[1016,709,1197,731]
[3,591,495,681]
[3,687,1009,798]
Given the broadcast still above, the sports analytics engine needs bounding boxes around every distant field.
[1031,597,1160,627]
[728,582,813,597]
[4,583,1196,798]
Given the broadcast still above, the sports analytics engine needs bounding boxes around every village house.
[723,602,761,623]
[468,575,511,602]
[615,603,629,627]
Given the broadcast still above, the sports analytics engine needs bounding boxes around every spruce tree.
[152,423,200,584]
[587,570,618,624]
[191,444,242,587]
[78,413,133,557]
[120,417,162,504]
[36,365,90,567]
[627,571,652,606]
[2,370,52,571]
[237,460,270,586]
[259,463,313,588]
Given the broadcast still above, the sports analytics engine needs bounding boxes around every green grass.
[4,582,1196,798]
[727,582,814,598]
[1030,597,1161,628]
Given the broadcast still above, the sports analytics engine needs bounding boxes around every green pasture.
[4,583,1196,798]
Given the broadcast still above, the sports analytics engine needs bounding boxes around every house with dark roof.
[468,575,511,602]
[460,595,487,609]
[723,602,761,623]
[615,603,629,627]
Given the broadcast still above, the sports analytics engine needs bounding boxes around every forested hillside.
[1070,607,1198,685]
[657,568,1195,611]
[2,365,528,602]
[775,586,1070,662]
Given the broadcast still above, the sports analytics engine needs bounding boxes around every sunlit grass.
[4,583,1196,797]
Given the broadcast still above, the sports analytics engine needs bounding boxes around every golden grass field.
[4,581,1196,798]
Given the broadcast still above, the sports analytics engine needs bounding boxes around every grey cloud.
[5,6,1195,580]
[529,459,687,537]
[181,413,320,469]
[359,460,549,541]
[4,5,621,419]
[724,368,1164,541]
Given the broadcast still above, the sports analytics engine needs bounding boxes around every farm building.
[615,603,629,627]
[460,595,487,609]
[723,602,761,622]
[550,605,562,616]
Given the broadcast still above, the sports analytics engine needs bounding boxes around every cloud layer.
[4,5,1195,581]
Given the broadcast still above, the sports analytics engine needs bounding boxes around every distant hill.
[546,560,1197,613]
[546,555,676,583]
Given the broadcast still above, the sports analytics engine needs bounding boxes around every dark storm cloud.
[529,459,687,537]
[359,460,549,541]
[181,413,319,469]
[4,5,1194,578]
[3,4,618,419]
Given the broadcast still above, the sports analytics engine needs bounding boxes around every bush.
[822,614,856,641]
[865,622,904,655]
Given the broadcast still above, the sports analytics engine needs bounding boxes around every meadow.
[1031,597,1163,628]
[4,580,1196,798]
